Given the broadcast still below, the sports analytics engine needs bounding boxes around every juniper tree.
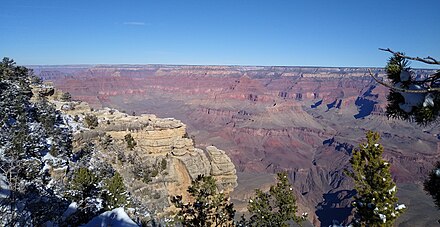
[241,172,305,227]
[346,131,405,226]
[171,175,235,227]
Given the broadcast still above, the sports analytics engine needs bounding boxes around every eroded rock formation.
[35,65,440,224]
[47,91,237,216]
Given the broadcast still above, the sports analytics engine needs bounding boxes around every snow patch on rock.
[82,207,138,227]
[0,174,10,199]
[62,202,78,218]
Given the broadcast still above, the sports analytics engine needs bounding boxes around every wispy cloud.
[123,22,146,26]
[12,5,84,11]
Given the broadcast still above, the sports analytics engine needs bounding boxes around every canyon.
[33,65,440,226]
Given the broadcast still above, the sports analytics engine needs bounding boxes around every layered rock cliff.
[43,86,238,217]
[34,65,440,224]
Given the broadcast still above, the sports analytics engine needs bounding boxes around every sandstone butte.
[32,83,238,218]
[33,65,440,226]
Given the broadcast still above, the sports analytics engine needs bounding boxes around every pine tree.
[70,167,99,200]
[424,161,440,223]
[171,175,235,227]
[372,49,439,126]
[346,131,405,226]
[103,172,129,210]
[243,172,305,227]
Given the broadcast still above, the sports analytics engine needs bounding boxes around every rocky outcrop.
[54,98,238,216]
[205,146,238,190]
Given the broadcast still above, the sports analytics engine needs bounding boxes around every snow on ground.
[81,207,139,227]
[63,114,85,134]
[42,152,57,162]
[0,174,10,199]
[62,202,78,218]
[46,137,53,145]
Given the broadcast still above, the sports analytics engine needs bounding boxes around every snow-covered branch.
[368,69,440,93]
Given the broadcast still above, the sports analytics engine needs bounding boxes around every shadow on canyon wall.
[315,189,355,227]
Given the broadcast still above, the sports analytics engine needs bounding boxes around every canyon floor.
[33,65,440,226]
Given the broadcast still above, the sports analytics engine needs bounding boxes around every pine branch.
[368,69,440,93]
[379,48,440,65]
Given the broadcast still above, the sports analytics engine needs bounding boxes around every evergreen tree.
[64,167,105,226]
[171,175,235,227]
[103,172,129,210]
[242,172,305,227]
[69,167,99,200]
[424,161,440,223]
[125,133,137,150]
[346,131,405,226]
[160,158,167,171]
[0,58,72,225]
[371,49,439,126]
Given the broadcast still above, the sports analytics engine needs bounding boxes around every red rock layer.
[35,65,440,223]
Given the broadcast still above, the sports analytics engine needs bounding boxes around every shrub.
[60,92,72,102]
[124,133,137,150]
[84,114,98,129]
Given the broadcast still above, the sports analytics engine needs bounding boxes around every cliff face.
[35,65,440,224]
[48,93,237,216]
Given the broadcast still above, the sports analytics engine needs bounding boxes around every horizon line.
[25,63,439,71]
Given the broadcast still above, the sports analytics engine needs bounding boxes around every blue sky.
[1,0,439,67]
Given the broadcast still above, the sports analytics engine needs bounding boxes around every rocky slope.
[38,84,238,219]
[1,60,238,225]
[33,65,440,225]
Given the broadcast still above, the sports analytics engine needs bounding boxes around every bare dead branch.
[379,48,440,65]
[368,69,440,93]
[418,72,440,84]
